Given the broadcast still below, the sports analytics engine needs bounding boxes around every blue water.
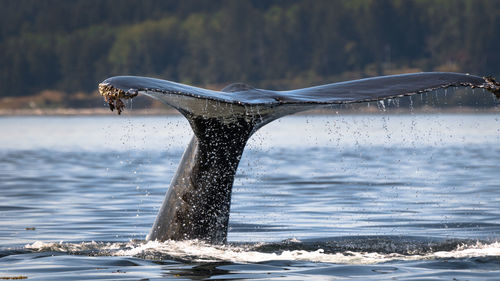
[1,114,500,280]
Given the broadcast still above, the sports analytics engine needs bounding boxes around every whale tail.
[99,72,499,243]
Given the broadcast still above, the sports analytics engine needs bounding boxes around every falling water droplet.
[378,100,386,112]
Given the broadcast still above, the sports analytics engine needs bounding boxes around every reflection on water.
[1,114,500,280]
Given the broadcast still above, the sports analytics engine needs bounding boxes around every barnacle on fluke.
[482,76,500,99]
[98,83,138,115]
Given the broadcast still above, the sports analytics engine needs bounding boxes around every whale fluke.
[99,72,499,243]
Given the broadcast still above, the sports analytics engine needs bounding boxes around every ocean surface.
[1,113,500,280]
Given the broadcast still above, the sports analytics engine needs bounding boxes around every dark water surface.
[1,114,500,280]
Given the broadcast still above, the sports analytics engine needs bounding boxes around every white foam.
[25,240,500,264]
[430,242,500,259]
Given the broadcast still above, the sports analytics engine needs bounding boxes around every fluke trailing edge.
[98,72,500,244]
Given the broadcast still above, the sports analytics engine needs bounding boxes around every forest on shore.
[0,0,499,109]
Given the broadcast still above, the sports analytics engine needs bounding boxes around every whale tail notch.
[99,72,499,243]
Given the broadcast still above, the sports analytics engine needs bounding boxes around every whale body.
[99,72,499,244]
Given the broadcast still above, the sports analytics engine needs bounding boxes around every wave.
[19,237,500,264]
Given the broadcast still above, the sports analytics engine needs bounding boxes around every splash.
[24,239,500,265]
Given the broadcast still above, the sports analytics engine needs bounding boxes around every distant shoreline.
[0,107,179,116]
[1,106,499,116]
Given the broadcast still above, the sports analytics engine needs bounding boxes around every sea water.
[1,114,500,280]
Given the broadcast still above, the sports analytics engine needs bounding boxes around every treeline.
[1,0,499,97]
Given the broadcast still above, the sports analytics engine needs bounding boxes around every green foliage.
[108,17,184,79]
[0,0,499,97]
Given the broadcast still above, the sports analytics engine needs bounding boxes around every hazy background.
[0,0,499,110]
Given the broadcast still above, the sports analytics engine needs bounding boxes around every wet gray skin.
[98,72,500,244]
